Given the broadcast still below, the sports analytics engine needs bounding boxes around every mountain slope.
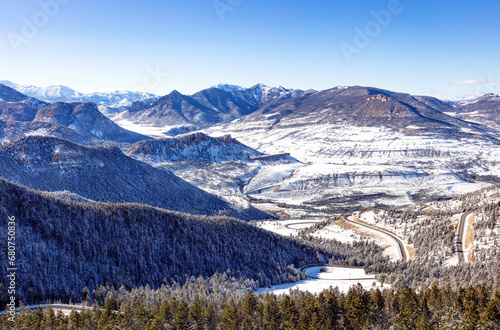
[0,83,48,108]
[0,83,150,144]
[0,136,271,219]
[114,84,304,129]
[191,87,260,118]
[115,90,222,126]
[34,102,150,143]
[0,178,328,304]
[126,132,262,163]
[247,86,488,133]
[459,93,500,128]
[0,83,34,102]
[0,120,88,144]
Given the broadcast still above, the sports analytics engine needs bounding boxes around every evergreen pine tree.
[462,286,480,330]
[394,288,421,330]
[280,295,298,330]
[344,283,368,329]
[204,304,218,330]
[263,294,280,330]
[159,300,172,324]
[220,299,240,330]
[190,297,205,330]
[174,301,190,330]
[479,290,500,330]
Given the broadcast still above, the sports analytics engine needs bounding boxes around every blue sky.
[1,0,499,99]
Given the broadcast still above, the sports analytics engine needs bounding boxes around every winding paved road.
[298,264,375,281]
[346,216,409,262]
[457,211,473,265]
[283,218,408,262]
[284,221,321,229]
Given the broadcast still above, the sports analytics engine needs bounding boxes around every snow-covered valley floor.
[257,266,385,295]
[115,119,497,212]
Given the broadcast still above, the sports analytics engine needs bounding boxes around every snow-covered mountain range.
[0,83,150,145]
[113,85,500,212]
[0,80,159,116]
[114,83,305,127]
[3,79,500,214]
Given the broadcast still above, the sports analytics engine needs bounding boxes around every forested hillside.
[0,179,384,305]
[363,185,500,289]
[0,136,270,220]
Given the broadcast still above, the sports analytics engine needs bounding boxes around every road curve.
[346,216,409,262]
[284,221,321,229]
[297,264,376,281]
[457,211,473,265]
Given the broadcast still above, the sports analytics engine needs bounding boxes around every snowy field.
[311,224,365,244]
[114,120,496,211]
[114,119,169,137]
[255,219,324,237]
[257,266,384,295]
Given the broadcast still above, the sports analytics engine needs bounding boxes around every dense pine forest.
[0,178,386,305]
[1,280,499,329]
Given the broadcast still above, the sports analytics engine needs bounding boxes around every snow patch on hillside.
[257,266,385,295]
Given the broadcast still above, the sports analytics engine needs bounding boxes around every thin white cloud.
[419,88,440,94]
[449,78,500,85]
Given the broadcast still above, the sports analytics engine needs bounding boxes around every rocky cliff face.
[127,132,262,163]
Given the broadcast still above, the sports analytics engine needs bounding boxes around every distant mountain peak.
[169,90,183,97]
[251,82,266,89]
[482,93,500,99]
[249,83,289,91]
[2,81,159,115]
[212,84,244,91]
[212,83,292,94]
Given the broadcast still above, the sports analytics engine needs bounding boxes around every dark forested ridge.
[0,136,270,220]
[0,179,383,306]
